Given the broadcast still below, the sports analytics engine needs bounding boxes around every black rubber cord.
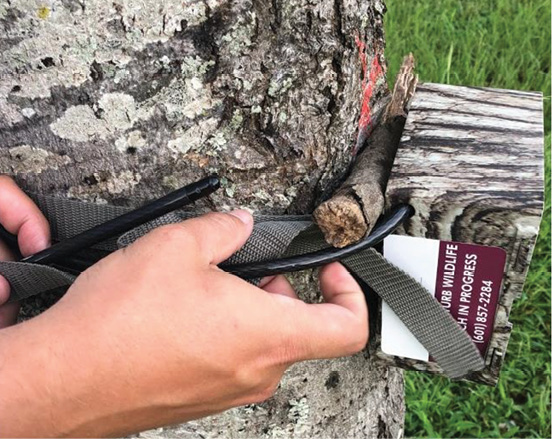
[0,175,412,282]
[220,204,414,279]
[50,203,413,279]
[22,175,220,265]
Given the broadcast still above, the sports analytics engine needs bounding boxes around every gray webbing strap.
[0,194,484,379]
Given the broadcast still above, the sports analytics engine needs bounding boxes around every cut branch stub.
[314,54,417,247]
[311,194,369,247]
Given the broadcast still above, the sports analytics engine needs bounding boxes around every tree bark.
[0,0,404,437]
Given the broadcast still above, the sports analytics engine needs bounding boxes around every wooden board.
[378,83,544,385]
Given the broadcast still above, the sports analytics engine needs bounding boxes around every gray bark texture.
[0,1,404,437]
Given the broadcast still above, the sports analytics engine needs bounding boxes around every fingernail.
[29,235,51,254]
[228,209,253,224]
[37,236,51,251]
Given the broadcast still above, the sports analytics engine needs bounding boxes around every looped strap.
[0,194,484,379]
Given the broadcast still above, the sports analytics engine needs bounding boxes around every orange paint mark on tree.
[353,34,384,155]
[358,56,383,131]
[355,34,383,132]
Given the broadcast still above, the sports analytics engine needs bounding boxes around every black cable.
[22,175,220,265]
[0,175,412,282]
[52,249,111,274]
[220,204,414,279]
[50,203,413,279]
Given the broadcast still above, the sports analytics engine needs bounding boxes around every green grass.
[384,0,551,437]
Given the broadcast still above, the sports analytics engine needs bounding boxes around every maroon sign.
[434,241,507,356]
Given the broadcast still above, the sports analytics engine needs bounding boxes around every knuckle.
[251,380,280,403]
[150,223,197,248]
[347,320,369,354]
[325,318,345,339]
[233,366,262,392]
[204,212,240,232]
[233,364,281,401]
[322,313,368,356]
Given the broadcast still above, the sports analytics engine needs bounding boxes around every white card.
[382,235,439,360]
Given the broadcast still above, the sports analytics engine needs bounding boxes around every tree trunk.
[0,1,404,437]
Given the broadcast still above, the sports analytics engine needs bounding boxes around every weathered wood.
[314,54,417,247]
[378,83,544,385]
[0,0,405,437]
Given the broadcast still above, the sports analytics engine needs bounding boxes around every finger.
[0,253,18,329]
[318,263,368,319]
[179,210,254,265]
[0,176,50,256]
[259,275,298,299]
[281,263,368,361]
[0,276,10,306]
[0,301,20,329]
[0,217,17,319]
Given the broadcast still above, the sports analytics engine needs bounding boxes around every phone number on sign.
[473,280,494,344]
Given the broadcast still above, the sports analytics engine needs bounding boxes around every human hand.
[0,176,51,329]
[0,209,368,437]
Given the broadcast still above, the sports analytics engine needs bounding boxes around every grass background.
[384,0,551,437]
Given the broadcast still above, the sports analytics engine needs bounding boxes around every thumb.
[283,262,369,361]
[0,176,50,256]
[179,209,254,265]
